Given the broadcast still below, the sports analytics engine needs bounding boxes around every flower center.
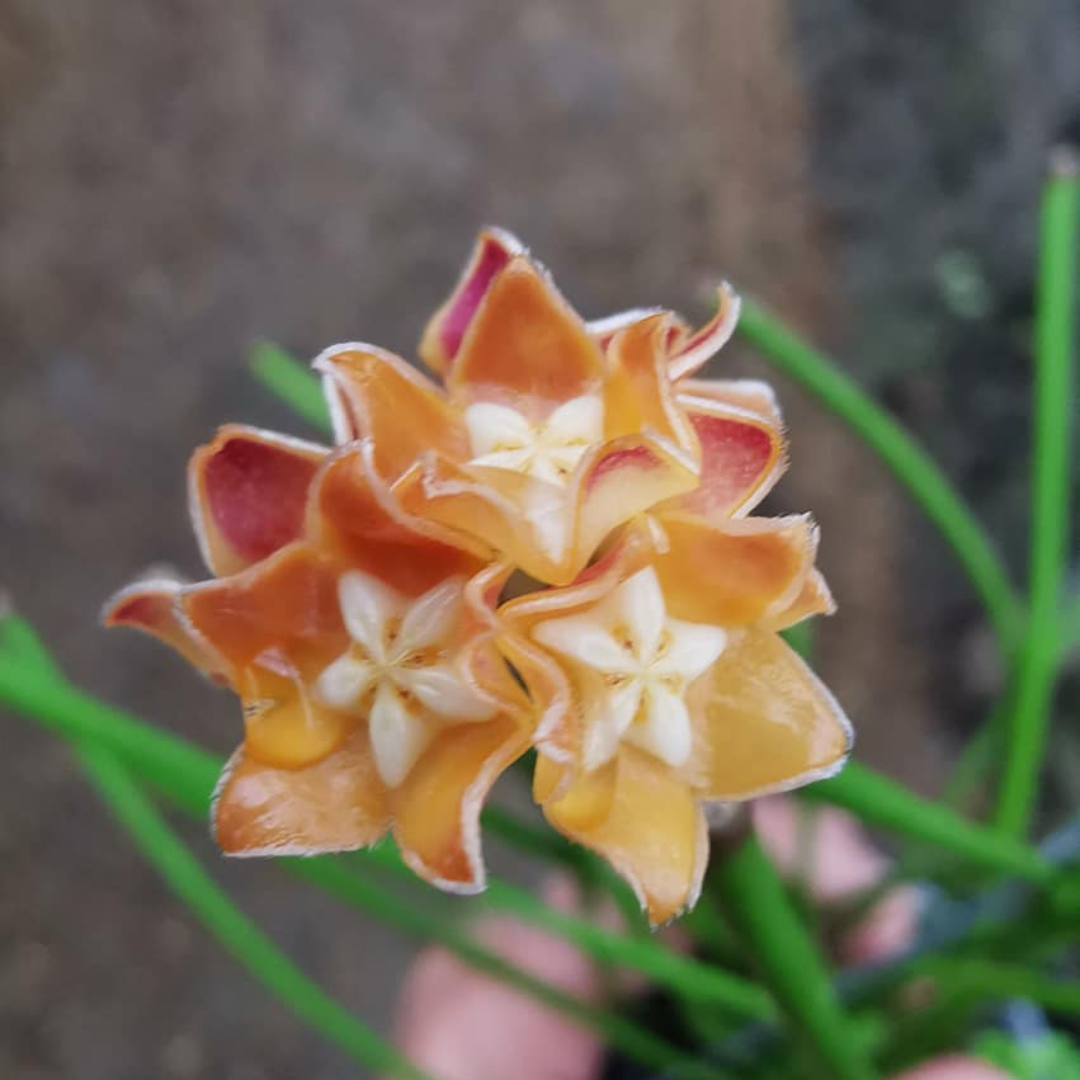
[464,395,604,487]
[530,567,726,771]
[315,571,496,786]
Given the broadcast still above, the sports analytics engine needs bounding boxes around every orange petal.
[653,514,817,628]
[213,730,390,855]
[667,283,740,380]
[102,577,230,683]
[670,396,786,517]
[542,746,708,925]
[759,568,836,632]
[533,754,617,832]
[188,425,326,577]
[447,257,605,413]
[691,629,852,800]
[418,227,526,375]
[182,542,345,675]
[392,715,529,892]
[603,313,699,455]
[314,344,466,465]
[586,305,676,351]
[311,444,490,593]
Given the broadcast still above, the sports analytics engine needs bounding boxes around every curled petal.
[188,426,326,577]
[586,306,675,351]
[759,568,836,632]
[541,747,708,925]
[653,513,818,628]
[603,314,699,457]
[418,227,526,375]
[667,283,741,381]
[678,377,783,428]
[212,731,390,855]
[311,444,491,590]
[393,715,530,893]
[670,398,786,517]
[103,578,230,683]
[691,629,853,800]
[181,543,344,674]
[314,344,465,460]
[447,256,605,413]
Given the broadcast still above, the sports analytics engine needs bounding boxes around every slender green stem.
[907,957,1080,1015]
[75,740,437,1080]
[713,833,879,1080]
[0,621,769,1021]
[249,341,332,435]
[806,762,1054,885]
[995,158,1080,838]
[737,299,1024,656]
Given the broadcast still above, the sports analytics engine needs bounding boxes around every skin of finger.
[891,1056,1013,1080]
[392,878,605,1080]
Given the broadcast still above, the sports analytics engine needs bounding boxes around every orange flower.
[106,426,530,892]
[495,512,850,924]
[316,228,782,585]
[106,228,851,916]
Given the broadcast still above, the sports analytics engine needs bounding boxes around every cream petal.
[531,615,628,674]
[315,653,376,711]
[609,568,666,663]
[396,663,497,722]
[369,681,434,787]
[654,618,728,682]
[396,577,467,653]
[583,682,641,772]
[628,684,693,768]
[543,395,604,444]
[338,571,405,660]
[464,401,533,456]
[469,447,536,473]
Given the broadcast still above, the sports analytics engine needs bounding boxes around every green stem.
[249,341,332,435]
[0,621,769,1022]
[995,158,1080,838]
[737,299,1024,656]
[75,740,437,1080]
[806,762,1054,885]
[713,833,878,1080]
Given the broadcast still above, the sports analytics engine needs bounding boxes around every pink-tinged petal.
[570,436,699,573]
[669,399,786,517]
[667,283,741,381]
[678,377,783,428]
[102,578,231,683]
[541,746,708,926]
[418,227,526,375]
[447,256,605,414]
[393,715,530,893]
[314,342,466,457]
[690,629,853,800]
[188,425,326,578]
[212,731,390,855]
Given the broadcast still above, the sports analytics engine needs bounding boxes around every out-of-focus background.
[2,2,1079,1077]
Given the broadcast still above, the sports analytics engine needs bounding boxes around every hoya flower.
[105,426,530,892]
[315,228,783,586]
[496,514,851,924]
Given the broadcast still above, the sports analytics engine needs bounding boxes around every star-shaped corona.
[106,227,852,923]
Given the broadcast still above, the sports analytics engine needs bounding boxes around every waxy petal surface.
[542,746,708,925]
[213,730,390,855]
[691,629,852,800]
[189,426,326,577]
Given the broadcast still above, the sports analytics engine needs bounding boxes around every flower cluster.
[106,229,851,923]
